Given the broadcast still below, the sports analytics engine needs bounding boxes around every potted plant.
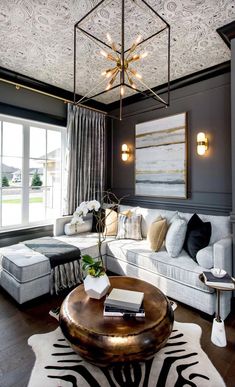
[70,192,124,299]
[82,255,110,299]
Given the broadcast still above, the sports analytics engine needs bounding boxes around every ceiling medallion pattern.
[0,0,234,105]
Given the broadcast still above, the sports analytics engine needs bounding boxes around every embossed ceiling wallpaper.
[0,0,234,104]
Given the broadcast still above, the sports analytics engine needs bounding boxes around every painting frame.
[135,112,187,199]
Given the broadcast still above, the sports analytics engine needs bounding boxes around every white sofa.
[54,206,233,320]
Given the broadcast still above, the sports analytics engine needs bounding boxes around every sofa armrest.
[54,214,93,236]
[54,215,73,236]
[213,236,232,275]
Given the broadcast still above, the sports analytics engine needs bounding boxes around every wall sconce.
[197,132,208,156]
[121,144,130,161]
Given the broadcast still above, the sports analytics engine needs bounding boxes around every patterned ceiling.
[0,0,234,105]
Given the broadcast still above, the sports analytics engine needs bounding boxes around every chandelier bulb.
[100,50,108,58]
[120,85,125,96]
[135,34,142,44]
[140,51,148,59]
[107,33,112,43]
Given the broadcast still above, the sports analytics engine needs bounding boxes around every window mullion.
[22,125,29,224]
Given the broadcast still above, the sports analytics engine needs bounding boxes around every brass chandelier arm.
[76,75,110,104]
[133,76,167,104]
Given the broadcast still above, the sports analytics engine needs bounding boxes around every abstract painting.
[135,113,187,198]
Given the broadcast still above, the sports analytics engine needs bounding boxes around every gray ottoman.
[0,243,51,303]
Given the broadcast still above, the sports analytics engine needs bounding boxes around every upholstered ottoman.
[0,244,51,304]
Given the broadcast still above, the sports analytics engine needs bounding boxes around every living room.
[0,1,235,386]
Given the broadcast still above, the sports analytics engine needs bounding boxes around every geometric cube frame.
[73,0,170,120]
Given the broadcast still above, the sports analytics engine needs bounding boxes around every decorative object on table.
[82,255,110,299]
[27,309,226,387]
[203,271,234,289]
[71,191,123,266]
[199,272,234,348]
[103,302,145,318]
[135,113,187,198]
[73,0,170,121]
[104,288,144,312]
[211,268,227,278]
[70,192,124,298]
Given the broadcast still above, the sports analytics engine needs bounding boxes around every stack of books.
[203,271,235,289]
[103,288,145,317]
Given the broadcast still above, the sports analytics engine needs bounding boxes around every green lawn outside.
[2,197,43,204]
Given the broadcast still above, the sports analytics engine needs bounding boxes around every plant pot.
[84,273,110,299]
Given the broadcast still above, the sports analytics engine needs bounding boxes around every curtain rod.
[0,78,108,115]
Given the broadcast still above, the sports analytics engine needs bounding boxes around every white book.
[104,288,144,312]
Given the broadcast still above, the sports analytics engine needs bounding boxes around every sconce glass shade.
[197,132,208,155]
[121,144,130,161]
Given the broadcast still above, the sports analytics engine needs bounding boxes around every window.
[0,115,66,230]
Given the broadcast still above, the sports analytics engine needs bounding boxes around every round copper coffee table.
[59,276,174,366]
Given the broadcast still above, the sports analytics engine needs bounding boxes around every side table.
[199,273,235,347]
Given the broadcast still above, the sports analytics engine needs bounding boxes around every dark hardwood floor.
[0,286,234,387]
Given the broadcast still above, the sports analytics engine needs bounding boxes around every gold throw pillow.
[147,217,168,251]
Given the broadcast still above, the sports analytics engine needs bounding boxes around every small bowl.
[211,268,226,278]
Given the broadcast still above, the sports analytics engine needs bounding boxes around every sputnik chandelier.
[73,0,170,120]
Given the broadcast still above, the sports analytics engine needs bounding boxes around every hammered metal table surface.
[59,276,174,366]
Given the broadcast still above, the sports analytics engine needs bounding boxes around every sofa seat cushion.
[56,232,114,258]
[0,244,51,283]
[106,239,213,293]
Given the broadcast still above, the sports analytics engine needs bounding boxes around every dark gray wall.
[0,81,67,125]
[110,73,231,215]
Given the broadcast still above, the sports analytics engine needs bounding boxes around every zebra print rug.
[27,311,225,387]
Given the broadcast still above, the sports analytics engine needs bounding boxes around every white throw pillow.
[196,245,213,269]
[64,221,91,236]
[165,217,187,258]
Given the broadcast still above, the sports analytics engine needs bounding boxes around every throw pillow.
[147,217,168,252]
[104,208,118,236]
[104,208,131,236]
[196,245,213,269]
[116,213,142,240]
[183,213,211,259]
[165,216,187,258]
[64,221,91,236]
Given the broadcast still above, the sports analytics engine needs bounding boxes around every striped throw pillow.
[116,213,142,240]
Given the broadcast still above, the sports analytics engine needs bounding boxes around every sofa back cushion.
[119,205,176,238]
[119,205,231,244]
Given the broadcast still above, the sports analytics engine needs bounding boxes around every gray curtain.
[64,104,106,215]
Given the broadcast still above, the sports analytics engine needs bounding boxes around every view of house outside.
[0,119,64,229]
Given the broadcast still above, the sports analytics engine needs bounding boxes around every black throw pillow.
[183,213,211,259]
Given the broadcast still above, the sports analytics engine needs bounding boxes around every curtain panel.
[64,104,106,215]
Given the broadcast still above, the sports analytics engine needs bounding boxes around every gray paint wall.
[0,81,67,124]
[110,73,231,215]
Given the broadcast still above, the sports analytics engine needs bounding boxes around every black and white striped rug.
[27,310,225,387]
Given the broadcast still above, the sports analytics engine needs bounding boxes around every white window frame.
[0,114,66,231]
